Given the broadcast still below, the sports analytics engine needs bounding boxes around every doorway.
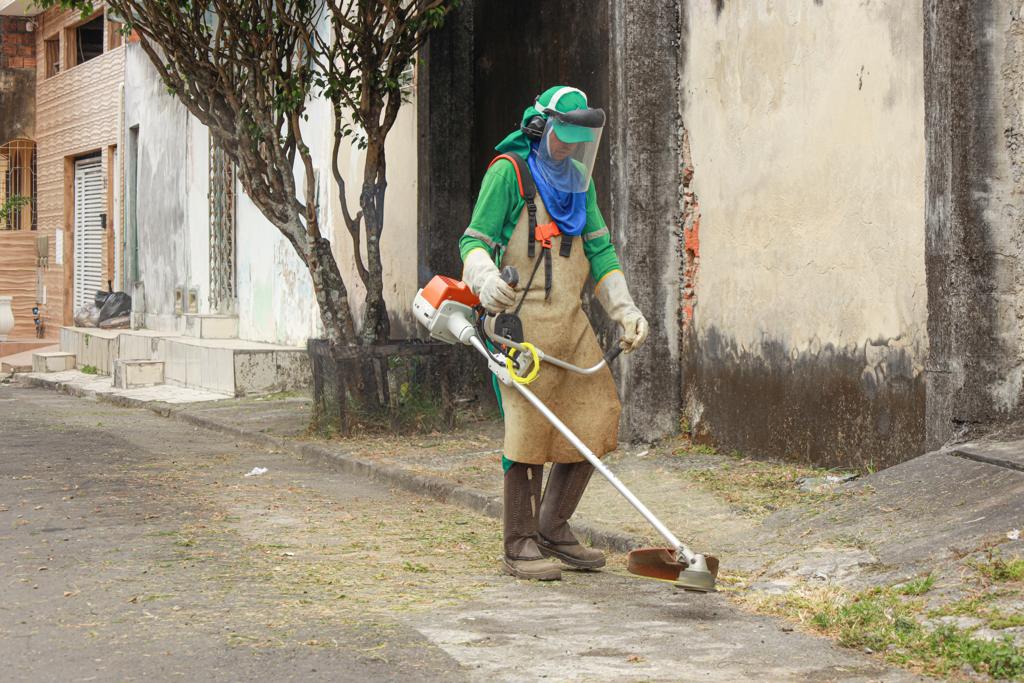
[72,154,105,312]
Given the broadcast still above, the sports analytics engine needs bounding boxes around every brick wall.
[33,6,124,332]
[1,17,36,70]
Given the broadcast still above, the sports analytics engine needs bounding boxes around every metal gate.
[73,156,105,312]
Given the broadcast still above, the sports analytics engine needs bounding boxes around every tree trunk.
[302,234,388,430]
[359,139,391,345]
[307,235,358,345]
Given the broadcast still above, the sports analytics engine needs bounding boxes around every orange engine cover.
[420,275,480,310]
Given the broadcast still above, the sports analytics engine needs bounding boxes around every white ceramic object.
[0,296,13,342]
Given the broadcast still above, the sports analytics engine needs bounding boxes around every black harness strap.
[559,235,574,258]
[488,152,571,300]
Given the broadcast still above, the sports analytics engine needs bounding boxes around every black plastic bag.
[93,280,114,309]
[97,291,131,324]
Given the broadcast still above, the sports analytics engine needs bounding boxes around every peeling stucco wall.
[126,42,420,348]
[234,187,320,346]
[606,0,684,442]
[124,44,188,332]
[924,0,1024,447]
[680,1,927,468]
[126,43,320,346]
[324,88,421,340]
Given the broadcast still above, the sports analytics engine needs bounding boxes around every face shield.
[534,107,605,194]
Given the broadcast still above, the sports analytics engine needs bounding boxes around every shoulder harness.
[488,152,573,300]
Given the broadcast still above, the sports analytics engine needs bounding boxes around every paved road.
[0,384,916,682]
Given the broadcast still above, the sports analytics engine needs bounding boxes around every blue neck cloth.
[527,142,587,237]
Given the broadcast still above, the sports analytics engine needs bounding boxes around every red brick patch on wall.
[680,128,700,328]
[0,17,37,70]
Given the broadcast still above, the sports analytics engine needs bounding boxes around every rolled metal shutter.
[73,157,105,313]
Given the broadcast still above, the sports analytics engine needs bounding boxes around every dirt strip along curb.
[18,374,646,554]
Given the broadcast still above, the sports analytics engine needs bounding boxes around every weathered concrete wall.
[126,40,421,348]
[234,182,320,347]
[126,42,319,346]
[323,84,422,340]
[607,0,684,442]
[450,0,683,440]
[124,43,188,332]
[418,2,474,289]
[0,68,34,142]
[680,1,927,469]
[924,1,1024,448]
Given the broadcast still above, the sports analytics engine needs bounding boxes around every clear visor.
[536,118,603,194]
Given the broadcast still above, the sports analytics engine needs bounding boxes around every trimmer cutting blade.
[627,547,720,592]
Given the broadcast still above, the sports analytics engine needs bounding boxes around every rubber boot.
[537,461,606,569]
[502,462,562,580]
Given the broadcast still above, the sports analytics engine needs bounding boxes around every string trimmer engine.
[412,275,480,346]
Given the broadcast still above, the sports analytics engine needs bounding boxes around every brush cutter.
[412,269,719,592]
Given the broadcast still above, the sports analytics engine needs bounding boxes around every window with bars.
[0,139,37,231]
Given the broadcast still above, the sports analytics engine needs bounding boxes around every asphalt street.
[0,384,915,682]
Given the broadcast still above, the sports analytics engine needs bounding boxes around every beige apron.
[497,196,621,464]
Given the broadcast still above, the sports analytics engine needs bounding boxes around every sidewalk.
[18,375,1024,678]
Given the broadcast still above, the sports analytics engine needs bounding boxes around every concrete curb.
[20,374,647,554]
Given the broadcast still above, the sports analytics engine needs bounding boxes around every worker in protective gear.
[459,85,649,580]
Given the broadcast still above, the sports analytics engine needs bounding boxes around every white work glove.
[595,271,649,353]
[462,248,517,314]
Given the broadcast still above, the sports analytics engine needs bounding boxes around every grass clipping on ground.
[247,502,503,619]
[671,443,848,517]
[733,550,1024,681]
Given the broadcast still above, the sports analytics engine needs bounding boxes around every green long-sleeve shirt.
[458,159,622,285]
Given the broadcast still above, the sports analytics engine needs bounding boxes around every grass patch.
[927,626,1024,679]
[971,550,1024,583]
[987,612,1024,630]
[741,584,1024,679]
[894,574,936,596]
[930,591,1024,632]
[79,364,99,375]
[929,594,993,618]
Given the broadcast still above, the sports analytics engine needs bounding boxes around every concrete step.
[59,326,310,397]
[1,343,59,373]
[158,337,309,397]
[32,351,76,373]
[60,327,120,374]
[60,327,173,373]
[113,360,165,389]
[184,315,239,340]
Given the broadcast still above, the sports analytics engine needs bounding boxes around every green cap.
[495,85,595,157]
[539,86,588,115]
